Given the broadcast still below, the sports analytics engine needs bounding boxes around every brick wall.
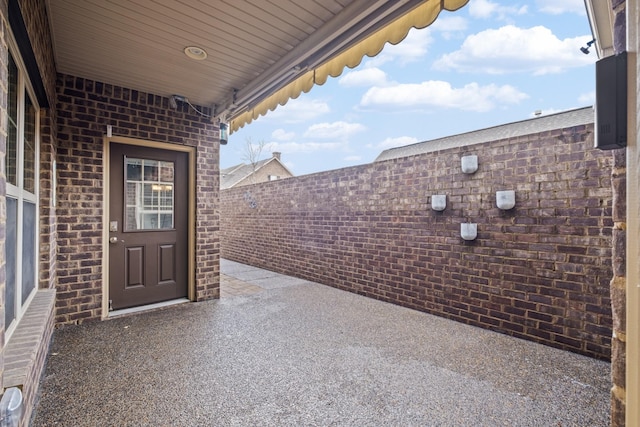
[221,123,613,359]
[56,74,220,324]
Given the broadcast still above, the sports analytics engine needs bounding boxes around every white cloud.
[303,121,366,139]
[262,97,330,123]
[268,141,345,154]
[375,136,419,150]
[360,80,528,112]
[578,91,595,105]
[469,0,496,18]
[537,0,585,15]
[339,67,389,87]
[271,128,295,141]
[433,25,596,75]
[368,27,434,67]
[469,0,528,19]
[430,16,469,39]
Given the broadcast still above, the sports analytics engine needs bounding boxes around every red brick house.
[0,0,472,423]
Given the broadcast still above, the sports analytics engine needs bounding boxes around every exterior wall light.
[219,122,228,145]
[461,155,478,174]
[431,195,447,211]
[461,223,477,241]
[496,190,516,210]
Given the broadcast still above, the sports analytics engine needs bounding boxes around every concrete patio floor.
[31,259,610,426]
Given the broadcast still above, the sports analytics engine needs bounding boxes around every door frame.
[102,136,196,318]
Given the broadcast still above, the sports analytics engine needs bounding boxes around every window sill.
[4,289,55,390]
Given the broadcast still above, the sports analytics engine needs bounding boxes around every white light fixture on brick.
[461,155,478,174]
[496,190,516,210]
[431,194,447,211]
[461,223,477,240]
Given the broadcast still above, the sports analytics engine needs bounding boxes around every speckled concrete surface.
[31,260,610,426]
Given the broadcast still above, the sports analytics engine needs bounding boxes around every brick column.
[195,127,221,301]
[611,150,626,426]
[610,1,627,426]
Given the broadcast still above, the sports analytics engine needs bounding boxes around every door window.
[125,158,174,230]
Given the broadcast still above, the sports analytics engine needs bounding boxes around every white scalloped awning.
[230,0,470,133]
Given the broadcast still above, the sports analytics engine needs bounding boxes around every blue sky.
[222,0,596,176]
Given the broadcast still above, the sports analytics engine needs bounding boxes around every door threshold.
[108,298,190,319]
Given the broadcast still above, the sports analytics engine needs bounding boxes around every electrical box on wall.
[595,51,627,150]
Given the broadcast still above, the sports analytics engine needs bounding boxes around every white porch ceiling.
[45,0,468,125]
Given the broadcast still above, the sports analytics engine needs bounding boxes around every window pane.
[126,158,142,181]
[143,160,158,181]
[142,213,158,229]
[143,183,155,207]
[125,158,174,230]
[5,197,17,328]
[159,161,173,182]
[159,185,173,208]
[22,201,36,303]
[126,182,137,206]
[6,53,18,186]
[125,207,137,230]
[23,92,36,193]
[160,213,173,228]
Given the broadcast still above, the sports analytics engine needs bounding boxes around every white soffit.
[584,0,615,58]
[45,0,470,130]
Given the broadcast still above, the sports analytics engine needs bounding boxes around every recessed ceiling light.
[184,46,208,61]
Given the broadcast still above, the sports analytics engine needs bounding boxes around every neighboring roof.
[375,106,595,163]
[46,0,470,133]
[221,157,293,189]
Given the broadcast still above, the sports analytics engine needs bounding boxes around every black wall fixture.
[595,51,627,150]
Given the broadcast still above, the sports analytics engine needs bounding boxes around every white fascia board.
[584,0,615,58]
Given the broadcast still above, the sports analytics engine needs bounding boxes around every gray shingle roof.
[375,106,594,162]
[221,156,294,189]
[220,158,272,189]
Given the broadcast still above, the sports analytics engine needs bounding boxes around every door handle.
[109,237,122,244]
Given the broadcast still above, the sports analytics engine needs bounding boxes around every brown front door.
[109,143,189,310]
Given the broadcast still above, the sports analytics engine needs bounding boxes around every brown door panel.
[109,143,188,310]
[158,244,177,284]
[125,246,145,288]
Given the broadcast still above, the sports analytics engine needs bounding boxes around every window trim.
[5,32,40,340]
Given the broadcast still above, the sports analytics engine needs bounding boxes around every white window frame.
[5,34,40,340]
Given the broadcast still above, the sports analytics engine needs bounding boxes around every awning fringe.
[230,0,470,133]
